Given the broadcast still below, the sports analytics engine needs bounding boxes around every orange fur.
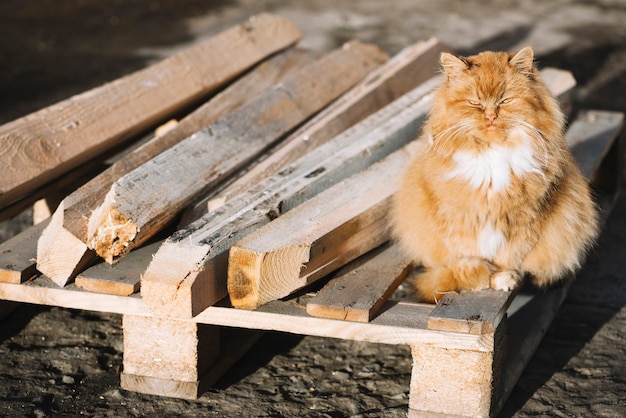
[391,47,599,303]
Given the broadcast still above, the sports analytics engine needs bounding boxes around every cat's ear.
[509,47,534,72]
[440,52,468,78]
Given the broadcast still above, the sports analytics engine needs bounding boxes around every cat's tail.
[413,257,495,303]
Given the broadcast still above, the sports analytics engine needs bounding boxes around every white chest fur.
[445,134,542,192]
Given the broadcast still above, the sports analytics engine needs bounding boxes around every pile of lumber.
[0,13,599,322]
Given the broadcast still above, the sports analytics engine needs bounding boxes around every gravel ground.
[1,0,625,417]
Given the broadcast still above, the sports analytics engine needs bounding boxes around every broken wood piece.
[306,243,413,322]
[427,109,624,335]
[75,241,162,296]
[0,219,49,284]
[141,78,440,318]
[87,40,387,265]
[227,144,419,310]
[0,13,301,208]
[182,37,447,221]
[35,48,318,286]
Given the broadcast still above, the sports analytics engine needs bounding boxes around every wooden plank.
[0,219,49,284]
[75,241,162,296]
[85,40,387,265]
[35,47,317,287]
[0,13,301,208]
[181,37,447,222]
[306,243,413,322]
[140,78,441,318]
[227,144,419,310]
[426,109,623,335]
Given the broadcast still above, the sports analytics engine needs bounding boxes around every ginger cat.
[391,47,599,303]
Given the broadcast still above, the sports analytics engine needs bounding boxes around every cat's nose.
[485,110,497,124]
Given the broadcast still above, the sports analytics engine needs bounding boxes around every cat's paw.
[490,270,520,291]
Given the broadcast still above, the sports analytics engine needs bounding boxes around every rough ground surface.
[1,0,625,416]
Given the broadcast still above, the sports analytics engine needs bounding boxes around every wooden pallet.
[0,13,623,414]
[0,109,622,417]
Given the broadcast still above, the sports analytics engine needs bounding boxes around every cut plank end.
[228,244,311,310]
[89,205,138,264]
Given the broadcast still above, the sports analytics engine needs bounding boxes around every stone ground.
[1,0,625,416]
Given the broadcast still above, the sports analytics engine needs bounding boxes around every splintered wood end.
[90,206,138,264]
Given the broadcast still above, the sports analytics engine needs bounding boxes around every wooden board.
[140,77,441,318]
[0,219,49,284]
[86,40,387,265]
[0,13,301,208]
[306,243,413,322]
[35,47,316,286]
[426,110,624,335]
[75,241,163,296]
[181,37,446,222]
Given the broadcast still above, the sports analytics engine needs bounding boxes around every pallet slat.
[227,144,423,310]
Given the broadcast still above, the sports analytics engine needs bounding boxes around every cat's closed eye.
[500,97,513,104]
[468,99,481,107]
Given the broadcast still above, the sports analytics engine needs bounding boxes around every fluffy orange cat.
[391,47,599,303]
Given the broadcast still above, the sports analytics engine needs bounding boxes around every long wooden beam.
[0,13,301,208]
[36,47,317,286]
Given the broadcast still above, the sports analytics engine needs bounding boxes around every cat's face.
[431,47,554,151]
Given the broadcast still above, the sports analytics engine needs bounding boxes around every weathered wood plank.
[0,274,500,351]
[181,37,447,222]
[0,13,301,208]
[75,241,162,296]
[121,315,219,386]
[426,109,623,335]
[36,47,317,287]
[306,243,413,322]
[121,326,264,399]
[0,219,49,284]
[86,40,387,265]
[140,77,440,318]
